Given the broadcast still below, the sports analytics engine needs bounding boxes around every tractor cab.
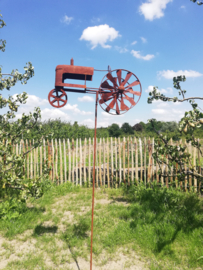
[55,58,94,91]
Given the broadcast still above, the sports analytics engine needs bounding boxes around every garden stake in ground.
[49,58,142,270]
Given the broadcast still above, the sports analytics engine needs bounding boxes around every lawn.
[0,182,203,270]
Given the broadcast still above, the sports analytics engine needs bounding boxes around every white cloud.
[156,102,169,108]
[131,50,155,61]
[172,109,183,114]
[145,85,154,93]
[149,100,189,122]
[60,15,73,25]
[14,107,71,122]
[63,103,93,115]
[181,5,186,9]
[158,70,203,79]
[12,94,48,107]
[158,89,168,94]
[157,101,180,108]
[97,121,111,128]
[152,108,184,116]
[139,0,173,21]
[115,46,128,53]
[98,111,124,127]
[140,37,147,43]
[101,111,124,118]
[41,108,70,121]
[11,94,93,120]
[145,85,173,94]
[91,17,101,24]
[78,96,94,102]
[79,118,94,128]
[152,108,166,115]
[131,41,137,45]
[166,87,173,94]
[80,24,121,49]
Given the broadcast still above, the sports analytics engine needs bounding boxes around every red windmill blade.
[116,69,122,86]
[126,87,141,96]
[99,92,115,104]
[106,72,118,88]
[116,94,120,115]
[125,80,140,89]
[106,96,116,113]
[120,72,132,87]
[99,69,142,115]
[120,97,129,111]
[100,80,114,90]
[123,93,136,106]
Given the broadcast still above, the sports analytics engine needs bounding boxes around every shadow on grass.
[0,206,47,238]
[62,218,90,270]
[110,197,130,204]
[33,224,58,236]
[116,184,203,255]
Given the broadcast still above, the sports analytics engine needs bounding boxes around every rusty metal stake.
[90,91,98,270]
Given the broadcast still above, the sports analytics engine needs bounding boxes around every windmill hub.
[118,85,125,92]
[99,69,142,115]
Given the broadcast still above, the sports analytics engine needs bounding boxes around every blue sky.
[1,0,203,128]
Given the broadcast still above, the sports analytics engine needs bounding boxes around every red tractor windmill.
[48,58,142,113]
[48,59,142,270]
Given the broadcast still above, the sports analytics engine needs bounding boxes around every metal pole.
[90,91,98,270]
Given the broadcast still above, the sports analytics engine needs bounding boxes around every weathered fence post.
[64,139,67,183]
[68,139,71,182]
[127,137,130,184]
[115,137,118,188]
[26,139,29,179]
[118,137,121,185]
[99,138,102,187]
[55,139,58,185]
[103,138,105,186]
[88,138,91,186]
[84,138,87,185]
[107,137,110,187]
[72,138,75,185]
[131,137,134,183]
[47,139,52,180]
[123,137,126,184]
[144,137,146,184]
[135,137,138,182]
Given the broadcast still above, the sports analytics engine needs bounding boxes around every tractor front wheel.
[48,88,67,108]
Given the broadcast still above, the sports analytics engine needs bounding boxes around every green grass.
[0,182,203,269]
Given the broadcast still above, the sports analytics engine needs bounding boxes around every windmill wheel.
[99,69,142,115]
[48,88,68,108]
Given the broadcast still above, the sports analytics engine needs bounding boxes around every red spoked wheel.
[99,69,142,115]
[48,88,68,108]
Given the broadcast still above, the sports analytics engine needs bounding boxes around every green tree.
[0,12,51,202]
[148,76,203,186]
[159,121,178,133]
[108,123,122,137]
[132,123,143,132]
[121,122,134,135]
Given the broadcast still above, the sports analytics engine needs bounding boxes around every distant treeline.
[15,118,203,141]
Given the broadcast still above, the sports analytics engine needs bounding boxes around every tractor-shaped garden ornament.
[48,58,142,115]
[48,58,142,270]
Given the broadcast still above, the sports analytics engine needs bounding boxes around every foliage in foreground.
[120,183,203,268]
[147,1,203,189]
[148,77,203,186]
[0,12,52,202]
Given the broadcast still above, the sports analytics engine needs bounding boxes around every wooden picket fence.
[15,137,203,191]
